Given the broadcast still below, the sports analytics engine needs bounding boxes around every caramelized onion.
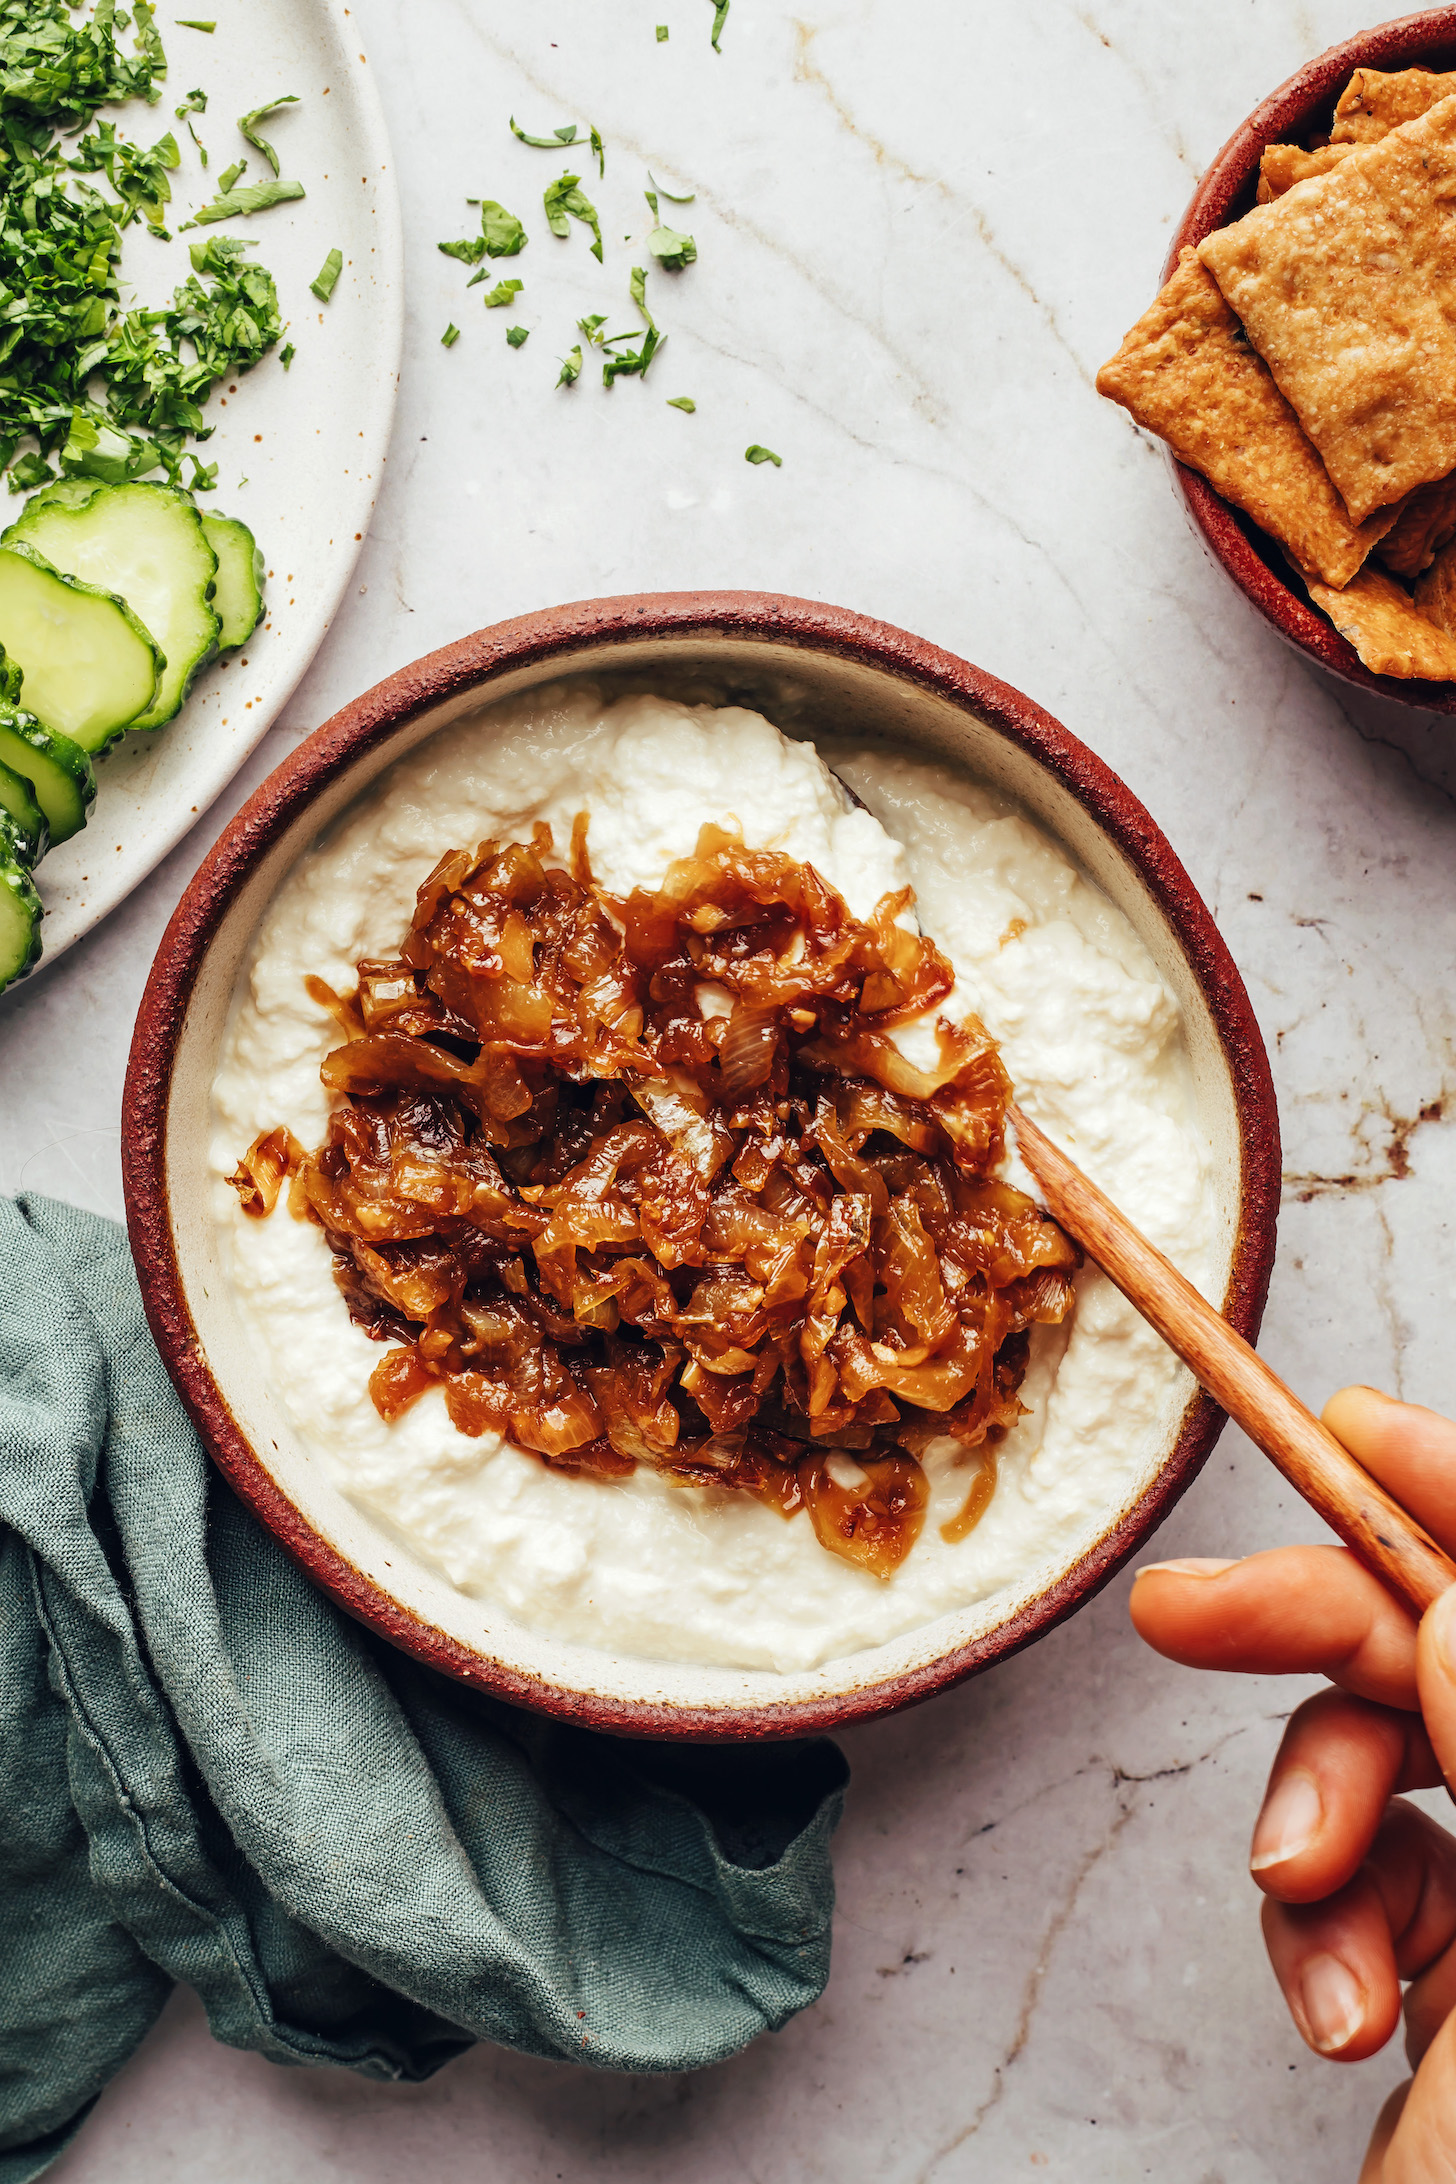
[234,816,1079,1576]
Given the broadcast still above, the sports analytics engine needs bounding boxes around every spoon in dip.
[1009,1103,1456,1618]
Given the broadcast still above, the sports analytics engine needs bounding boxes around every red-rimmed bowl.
[1168,7,1456,712]
[122,594,1280,1742]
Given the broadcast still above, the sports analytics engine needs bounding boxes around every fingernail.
[1133,1558,1237,1579]
[1295,1953,1365,2054]
[1251,1768,1322,1871]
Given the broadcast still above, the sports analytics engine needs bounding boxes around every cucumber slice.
[23,477,105,515]
[8,483,218,731]
[0,821,42,992]
[200,511,265,648]
[0,709,95,846]
[0,544,159,753]
[0,757,48,865]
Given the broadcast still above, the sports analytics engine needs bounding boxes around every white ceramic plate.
[30,0,402,968]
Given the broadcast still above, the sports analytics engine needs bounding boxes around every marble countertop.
[5,0,1455,2176]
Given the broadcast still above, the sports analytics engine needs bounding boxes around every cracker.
[1412,535,1456,632]
[1199,95,1456,523]
[1307,563,1456,677]
[1096,248,1397,586]
[1330,65,1456,145]
[1256,142,1355,202]
[1376,471,1456,576]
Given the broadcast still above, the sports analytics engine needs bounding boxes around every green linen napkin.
[0,1194,846,2183]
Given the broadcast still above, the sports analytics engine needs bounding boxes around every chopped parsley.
[506,324,529,348]
[439,235,487,265]
[647,223,696,270]
[603,325,662,386]
[481,277,523,308]
[745,444,782,466]
[709,0,729,51]
[648,171,695,204]
[630,265,655,330]
[556,344,582,387]
[176,17,215,27]
[217,155,246,192]
[310,247,343,302]
[442,323,460,348]
[577,313,609,346]
[656,22,669,37]
[481,199,526,256]
[183,174,305,226]
[175,84,208,165]
[666,396,695,412]
[511,117,579,148]
[544,173,602,262]
[0,13,287,493]
[279,341,296,369]
[591,125,604,178]
[238,93,300,177]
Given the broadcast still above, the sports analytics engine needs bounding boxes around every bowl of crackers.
[1099,9,1456,709]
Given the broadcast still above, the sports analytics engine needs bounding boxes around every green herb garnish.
[442,323,460,348]
[183,175,306,226]
[506,324,529,347]
[666,395,695,412]
[481,199,527,257]
[745,444,781,466]
[7,451,53,492]
[511,117,578,147]
[577,313,609,345]
[648,171,695,204]
[647,223,696,271]
[656,23,669,38]
[603,326,662,386]
[279,341,296,369]
[238,93,300,177]
[590,126,604,177]
[73,122,180,233]
[310,247,343,302]
[176,85,208,164]
[630,265,655,330]
[709,0,729,50]
[217,156,246,192]
[557,344,582,387]
[544,172,603,262]
[177,17,215,27]
[439,235,487,265]
[482,277,523,308]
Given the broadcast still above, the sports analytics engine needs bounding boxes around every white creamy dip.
[211,686,1216,1673]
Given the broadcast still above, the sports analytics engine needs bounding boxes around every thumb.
[1363,2011,1456,2179]
[1416,1588,1456,1790]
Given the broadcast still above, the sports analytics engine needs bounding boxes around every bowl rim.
[1166,5,1456,714]
[121,591,1282,1742]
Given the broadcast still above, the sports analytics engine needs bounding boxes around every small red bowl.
[122,595,1280,1741]
[1168,7,1456,712]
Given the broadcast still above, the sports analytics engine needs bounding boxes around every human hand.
[1130,1387,1456,2181]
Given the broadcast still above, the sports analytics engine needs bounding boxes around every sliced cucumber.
[0,819,42,991]
[0,543,159,753]
[0,757,48,865]
[0,709,95,846]
[7,483,218,731]
[200,511,265,648]
[24,477,105,515]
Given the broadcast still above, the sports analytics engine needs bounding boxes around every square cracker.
[1096,248,1397,585]
[1376,471,1456,576]
[1330,66,1456,144]
[1413,535,1456,631]
[1307,563,1456,677]
[1199,95,1456,523]
[1257,143,1355,202]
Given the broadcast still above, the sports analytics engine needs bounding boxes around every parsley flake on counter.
[506,324,529,348]
[511,118,578,148]
[544,173,602,262]
[590,126,605,178]
[710,0,729,51]
[218,155,246,192]
[745,444,782,466]
[238,93,300,177]
[647,223,696,271]
[175,84,208,164]
[577,313,609,345]
[481,199,527,256]
[656,23,669,37]
[648,171,695,204]
[310,247,343,302]
[442,323,460,348]
[556,344,582,387]
[176,17,215,27]
[279,341,296,369]
[603,325,661,387]
[482,277,523,309]
[439,235,487,265]
[183,174,305,227]
[666,395,695,412]
[629,265,656,330]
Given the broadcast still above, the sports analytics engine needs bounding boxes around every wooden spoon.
[1008,1102,1456,1618]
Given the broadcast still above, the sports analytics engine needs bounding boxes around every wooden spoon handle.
[1008,1102,1456,1619]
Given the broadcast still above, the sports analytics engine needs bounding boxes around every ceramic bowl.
[122,594,1280,1742]
[1168,7,1456,712]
